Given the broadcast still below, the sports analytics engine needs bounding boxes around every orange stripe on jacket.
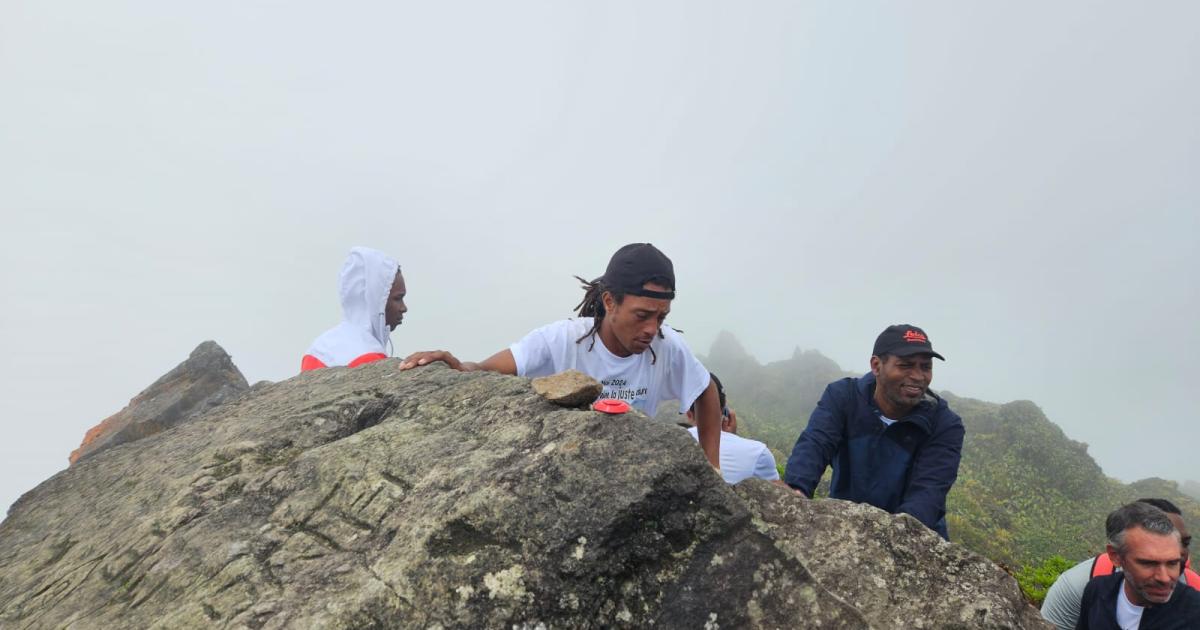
[301,353,386,372]
[347,353,387,368]
[301,355,328,372]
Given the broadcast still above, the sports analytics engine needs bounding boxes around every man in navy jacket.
[785,324,964,539]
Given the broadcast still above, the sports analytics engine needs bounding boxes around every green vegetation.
[697,331,1200,572]
[1015,555,1073,606]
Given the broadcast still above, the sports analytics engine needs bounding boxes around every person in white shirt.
[682,373,783,486]
[399,243,722,469]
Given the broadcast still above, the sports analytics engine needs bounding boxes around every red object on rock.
[592,399,630,414]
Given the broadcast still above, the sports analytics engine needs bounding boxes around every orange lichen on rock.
[67,341,249,465]
[69,415,122,464]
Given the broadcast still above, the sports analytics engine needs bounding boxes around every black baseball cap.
[872,324,945,361]
[603,243,675,300]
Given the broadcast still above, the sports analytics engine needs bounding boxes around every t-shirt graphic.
[598,377,649,408]
[509,317,710,414]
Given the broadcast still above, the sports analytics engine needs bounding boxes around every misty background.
[2,1,1197,518]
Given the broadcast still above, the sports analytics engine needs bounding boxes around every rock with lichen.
[0,359,1047,629]
[734,481,1047,629]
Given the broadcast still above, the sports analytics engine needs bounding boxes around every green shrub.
[1016,555,1073,606]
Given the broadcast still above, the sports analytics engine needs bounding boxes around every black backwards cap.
[872,324,945,361]
[603,243,675,300]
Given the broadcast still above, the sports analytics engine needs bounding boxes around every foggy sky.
[2,1,1197,518]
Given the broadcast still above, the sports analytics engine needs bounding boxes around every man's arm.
[894,415,965,533]
[691,379,721,470]
[398,349,517,374]
[784,383,846,496]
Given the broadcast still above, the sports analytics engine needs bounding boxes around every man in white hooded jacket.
[301,247,407,371]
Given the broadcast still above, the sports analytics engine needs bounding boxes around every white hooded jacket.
[302,247,400,370]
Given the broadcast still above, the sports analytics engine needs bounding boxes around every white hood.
[305,247,400,367]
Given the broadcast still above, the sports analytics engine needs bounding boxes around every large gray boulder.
[68,340,249,464]
[1,360,1046,629]
[734,482,1046,629]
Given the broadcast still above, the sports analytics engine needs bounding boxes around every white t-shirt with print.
[686,427,780,484]
[510,318,710,414]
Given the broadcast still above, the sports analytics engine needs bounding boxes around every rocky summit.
[68,341,249,465]
[0,354,1046,629]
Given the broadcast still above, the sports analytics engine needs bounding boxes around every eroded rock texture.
[69,341,249,464]
[1,360,1046,629]
[735,482,1047,629]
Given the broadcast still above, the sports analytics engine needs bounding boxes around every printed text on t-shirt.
[601,378,648,403]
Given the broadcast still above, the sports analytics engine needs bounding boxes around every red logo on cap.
[903,330,928,344]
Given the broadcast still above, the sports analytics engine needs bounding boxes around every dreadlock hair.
[573,275,667,365]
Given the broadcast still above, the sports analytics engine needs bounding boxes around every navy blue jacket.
[1076,573,1200,629]
[784,373,965,539]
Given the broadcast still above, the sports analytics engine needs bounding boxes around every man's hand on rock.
[399,350,463,371]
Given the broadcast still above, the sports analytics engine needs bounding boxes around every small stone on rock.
[531,370,602,407]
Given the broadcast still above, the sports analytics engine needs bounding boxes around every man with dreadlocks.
[399,243,723,469]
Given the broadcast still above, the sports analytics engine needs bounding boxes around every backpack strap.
[1091,553,1115,578]
[1185,567,1200,590]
